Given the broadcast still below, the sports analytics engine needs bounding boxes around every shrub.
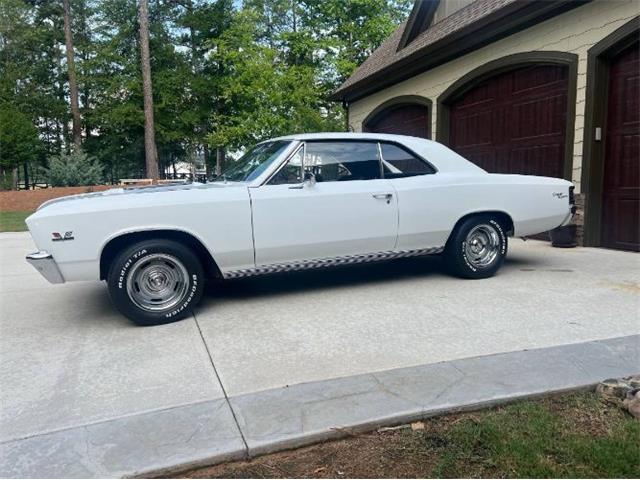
[44,149,104,187]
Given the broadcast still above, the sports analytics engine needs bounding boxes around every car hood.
[36,181,244,211]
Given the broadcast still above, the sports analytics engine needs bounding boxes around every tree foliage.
[0,0,412,187]
[44,149,104,186]
[0,106,41,170]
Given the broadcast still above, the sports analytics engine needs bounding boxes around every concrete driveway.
[1,232,638,477]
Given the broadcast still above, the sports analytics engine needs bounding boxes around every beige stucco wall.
[348,0,639,193]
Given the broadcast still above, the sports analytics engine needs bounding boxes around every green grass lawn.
[178,392,640,479]
[423,394,640,478]
[0,211,32,232]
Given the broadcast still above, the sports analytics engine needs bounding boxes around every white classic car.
[26,133,575,325]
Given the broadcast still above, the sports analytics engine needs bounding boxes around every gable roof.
[397,0,441,51]
[331,0,589,103]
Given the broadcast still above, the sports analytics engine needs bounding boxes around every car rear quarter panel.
[390,173,572,250]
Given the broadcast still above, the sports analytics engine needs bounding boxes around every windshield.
[218,141,292,182]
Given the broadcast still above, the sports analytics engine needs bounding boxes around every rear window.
[380,143,435,178]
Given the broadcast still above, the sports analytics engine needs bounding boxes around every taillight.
[569,186,577,214]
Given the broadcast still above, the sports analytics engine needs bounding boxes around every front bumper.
[26,251,65,284]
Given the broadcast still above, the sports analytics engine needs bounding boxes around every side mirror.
[304,171,316,187]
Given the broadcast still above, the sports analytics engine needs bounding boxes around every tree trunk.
[78,0,91,140]
[11,167,18,190]
[138,0,160,181]
[23,162,30,190]
[204,144,211,178]
[62,0,82,148]
[215,147,225,176]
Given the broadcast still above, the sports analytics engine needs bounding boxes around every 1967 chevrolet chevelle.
[26,133,575,325]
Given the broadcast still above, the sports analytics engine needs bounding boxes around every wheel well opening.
[100,230,222,281]
[448,211,514,245]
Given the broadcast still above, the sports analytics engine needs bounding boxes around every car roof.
[271,132,435,143]
[265,132,486,174]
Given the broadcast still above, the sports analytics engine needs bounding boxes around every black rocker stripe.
[223,246,444,279]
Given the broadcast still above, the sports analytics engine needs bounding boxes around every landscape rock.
[596,375,640,418]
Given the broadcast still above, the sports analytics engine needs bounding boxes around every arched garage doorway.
[363,96,431,138]
[582,17,639,251]
[437,52,578,180]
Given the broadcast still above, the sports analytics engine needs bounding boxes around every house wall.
[348,0,639,195]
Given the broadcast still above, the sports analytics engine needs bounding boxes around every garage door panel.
[365,104,430,138]
[510,144,564,177]
[511,94,567,140]
[621,76,639,124]
[602,196,639,249]
[451,110,493,148]
[449,64,569,179]
[601,41,639,251]
[604,133,639,190]
[512,65,568,94]
[454,82,497,109]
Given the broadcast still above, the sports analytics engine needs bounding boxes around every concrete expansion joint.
[191,312,250,458]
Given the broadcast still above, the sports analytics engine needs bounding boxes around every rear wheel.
[107,239,204,326]
[445,215,507,279]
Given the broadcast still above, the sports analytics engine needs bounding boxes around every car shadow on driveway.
[201,249,548,304]
[204,255,447,302]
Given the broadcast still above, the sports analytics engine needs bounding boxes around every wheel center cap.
[148,272,168,291]
[470,237,484,253]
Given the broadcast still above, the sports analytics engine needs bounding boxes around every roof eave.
[331,0,591,103]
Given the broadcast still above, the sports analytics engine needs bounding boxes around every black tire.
[445,215,508,279]
[107,239,204,326]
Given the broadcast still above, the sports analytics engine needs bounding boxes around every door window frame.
[260,138,438,187]
[378,141,437,177]
[264,142,305,186]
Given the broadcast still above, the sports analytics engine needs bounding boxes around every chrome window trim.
[250,137,438,187]
[377,141,384,179]
[379,141,438,177]
[247,140,300,188]
[258,142,305,187]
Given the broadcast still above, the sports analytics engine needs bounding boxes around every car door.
[249,140,399,267]
[378,141,448,250]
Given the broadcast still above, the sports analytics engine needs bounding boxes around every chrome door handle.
[372,193,393,204]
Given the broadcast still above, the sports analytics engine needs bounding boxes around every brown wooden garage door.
[449,64,569,178]
[601,41,639,251]
[365,104,430,138]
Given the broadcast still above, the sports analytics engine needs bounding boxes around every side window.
[268,147,303,185]
[380,143,435,178]
[303,141,381,182]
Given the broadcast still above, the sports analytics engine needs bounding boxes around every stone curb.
[0,399,246,479]
[228,335,639,457]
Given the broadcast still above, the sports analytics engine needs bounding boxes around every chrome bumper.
[26,251,65,284]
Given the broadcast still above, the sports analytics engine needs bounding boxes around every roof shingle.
[334,0,518,97]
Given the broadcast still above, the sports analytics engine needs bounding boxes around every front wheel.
[107,239,205,326]
[445,216,507,279]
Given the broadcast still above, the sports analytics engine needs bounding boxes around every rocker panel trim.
[223,246,445,279]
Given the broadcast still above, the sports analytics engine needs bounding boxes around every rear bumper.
[560,207,576,227]
[26,251,65,284]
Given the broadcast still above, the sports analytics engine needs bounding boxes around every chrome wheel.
[126,253,189,312]
[464,223,500,268]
